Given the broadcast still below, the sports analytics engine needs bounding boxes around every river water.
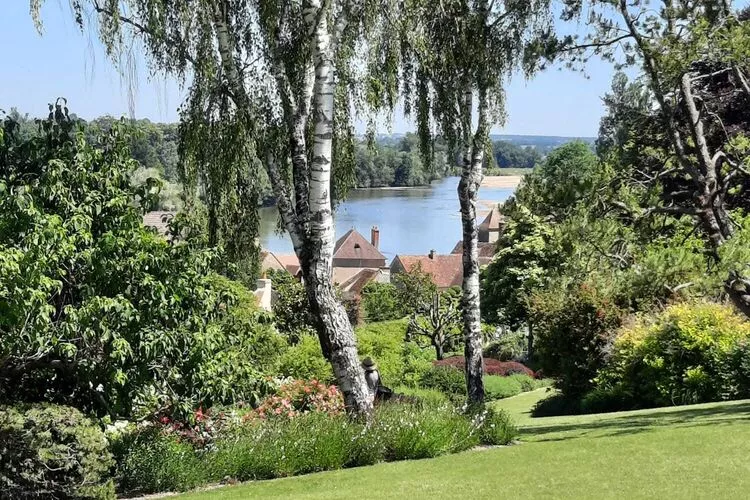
[259,177,515,262]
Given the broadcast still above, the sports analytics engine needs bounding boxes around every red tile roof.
[393,253,493,289]
[451,240,497,257]
[275,254,301,275]
[392,254,464,289]
[333,229,386,262]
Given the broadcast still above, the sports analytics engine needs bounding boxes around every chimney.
[371,226,380,250]
[429,249,436,259]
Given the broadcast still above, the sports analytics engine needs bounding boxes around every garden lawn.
[177,389,750,499]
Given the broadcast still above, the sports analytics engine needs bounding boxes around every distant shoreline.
[351,174,524,192]
[481,175,523,189]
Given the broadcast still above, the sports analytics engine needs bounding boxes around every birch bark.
[458,88,487,404]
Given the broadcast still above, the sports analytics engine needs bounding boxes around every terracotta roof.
[274,254,301,275]
[333,267,368,285]
[478,206,505,232]
[333,229,386,262]
[143,211,176,237]
[260,251,287,273]
[393,253,493,289]
[392,254,464,289]
[338,268,381,294]
[451,240,497,257]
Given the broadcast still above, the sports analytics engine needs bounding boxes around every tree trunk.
[302,2,373,415]
[458,89,486,405]
[434,339,445,361]
[527,320,534,363]
[301,260,374,413]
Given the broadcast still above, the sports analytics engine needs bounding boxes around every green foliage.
[361,282,404,322]
[354,133,449,188]
[532,283,623,399]
[483,331,528,361]
[0,404,114,500]
[481,204,559,329]
[483,374,548,401]
[279,321,432,387]
[517,142,600,218]
[492,140,543,169]
[390,386,450,408]
[374,403,479,460]
[0,105,271,419]
[475,406,517,446]
[268,269,317,343]
[421,366,466,396]
[597,302,750,408]
[356,320,433,387]
[278,335,335,384]
[115,401,511,493]
[110,427,205,494]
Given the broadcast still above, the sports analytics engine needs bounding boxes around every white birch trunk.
[458,89,486,405]
[213,0,372,414]
[300,1,373,414]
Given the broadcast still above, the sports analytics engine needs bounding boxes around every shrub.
[361,282,404,322]
[475,406,517,445]
[211,412,355,480]
[434,356,535,377]
[279,321,433,388]
[579,385,633,414]
[421,366,466,395]
[252,379,344,419]
[278,335,335,383]
[597,302,750,408]
[111,427,205,495]
[720,340,750,400]
[483,331,528,361]
[357,319,433,387]
[531,282,623,398]
[0,404,114,499]
[115,398,517,494]
[267,270,317,343]
[374,403,479,460]
[391,386,450,408]
[531,392,581,417]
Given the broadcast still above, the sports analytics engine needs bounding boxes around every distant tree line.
[3,109,552,209]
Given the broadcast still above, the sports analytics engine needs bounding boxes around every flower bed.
[111,380,517,496]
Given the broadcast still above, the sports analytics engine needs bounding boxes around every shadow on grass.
[521,401,750,443]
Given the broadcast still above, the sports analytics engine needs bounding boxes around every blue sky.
[2,1,616,137]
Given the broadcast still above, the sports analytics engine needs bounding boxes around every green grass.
[176,389,750,499]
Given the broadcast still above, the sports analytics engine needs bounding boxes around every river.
[259,177,516,262]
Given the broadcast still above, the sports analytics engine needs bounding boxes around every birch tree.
[541,1,750,316]
[31,0,392,414]
[389,0,551,403]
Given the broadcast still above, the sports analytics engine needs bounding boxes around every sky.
[1,1,617,138]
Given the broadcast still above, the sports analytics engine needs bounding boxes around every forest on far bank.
[3,108,587,210]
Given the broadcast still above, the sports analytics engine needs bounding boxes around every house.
[450,240,496,258]
[390,251,463,290]
[478,205,505,243]
[260,227,388,296]
[391,250,492,290]
[332,227,387,268]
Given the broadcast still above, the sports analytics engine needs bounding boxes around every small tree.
[406,288,462,360]
[395,264,462,360]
